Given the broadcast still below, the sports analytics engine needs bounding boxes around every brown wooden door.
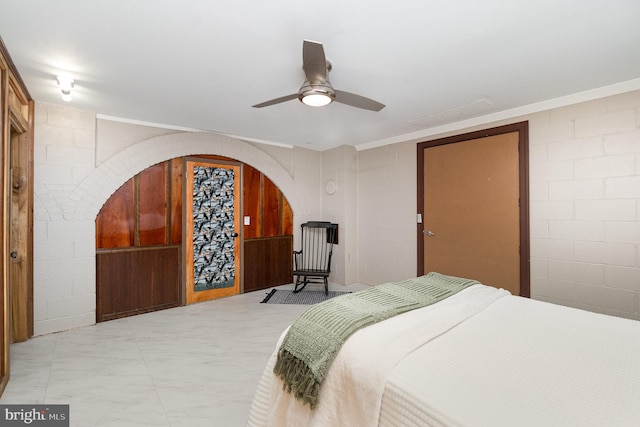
[185,160,242,303]
[417,122,530,297]
[0,44,35,398]
[8,105,33,343]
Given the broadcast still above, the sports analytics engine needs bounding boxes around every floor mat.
[260,289,351,304]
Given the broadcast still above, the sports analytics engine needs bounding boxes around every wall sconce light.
[56,75,74,102]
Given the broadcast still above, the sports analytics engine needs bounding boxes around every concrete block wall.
[529,91,640,320]
[356,90,640,320]
[33,104,322,336]
[31,89,640,336]
[321,145,359,285]
[356,142,418,285]
[33,103,99,335]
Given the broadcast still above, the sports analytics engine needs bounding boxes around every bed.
[247,274,640,426]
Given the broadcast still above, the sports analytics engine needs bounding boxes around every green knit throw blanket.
[273,272,479,409]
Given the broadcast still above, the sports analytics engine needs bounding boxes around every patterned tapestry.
[192,166,235,291]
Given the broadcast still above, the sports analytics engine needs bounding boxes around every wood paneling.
[169,158,182,244]
[262,176,281,237]
[96,157,298,248]
[96,161,176,249]
[242,167,293,290]
[96,162,173,322]
[244,236,293,292]
[243,165,261,239]
[138,163,168,246]
[282,197,293,236]
[96,180,135,248]
[96,246,180,321]
[95,156,294,321]
[242,164,292,239]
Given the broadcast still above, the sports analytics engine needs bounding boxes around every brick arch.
[68,132,308,223]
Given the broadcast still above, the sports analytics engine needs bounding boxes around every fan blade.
[335,90,385,112]
[302,40,328,83]
[252,93,298,108]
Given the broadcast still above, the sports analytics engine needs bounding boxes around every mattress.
[380,295,640,427]
[248,284,640,426]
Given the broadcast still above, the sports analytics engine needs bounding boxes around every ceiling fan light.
[298,83,336,107]
[301,93,333,107]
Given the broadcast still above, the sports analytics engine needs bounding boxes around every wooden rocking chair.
[293,221,338,295]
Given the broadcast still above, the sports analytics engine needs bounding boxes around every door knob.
[424,230,435,236]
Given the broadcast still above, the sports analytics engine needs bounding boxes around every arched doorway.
[95,155,293,322]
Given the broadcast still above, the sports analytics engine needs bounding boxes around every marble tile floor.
[1,282,368,426]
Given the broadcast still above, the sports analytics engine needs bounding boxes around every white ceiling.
[2,0,640,151]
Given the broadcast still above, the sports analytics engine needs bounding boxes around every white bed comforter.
[247,284,640,426]
[247,284,508,426]
[380,294,640,427]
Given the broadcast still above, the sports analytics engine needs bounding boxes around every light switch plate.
[244,216,251,225]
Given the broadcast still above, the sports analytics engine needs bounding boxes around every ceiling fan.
[252,40,385,112]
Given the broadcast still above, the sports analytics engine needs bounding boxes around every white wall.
[33,89,640,336]
[356,142,418,285]
[529,91,640,320]
[321,145,358,284]
[33,106,323,335]
[356,90,640,320]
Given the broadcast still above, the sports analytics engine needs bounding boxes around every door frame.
[416,121,530,297]
[9,108,34,342]
[0,39,34,397]
[183,158,243,304]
